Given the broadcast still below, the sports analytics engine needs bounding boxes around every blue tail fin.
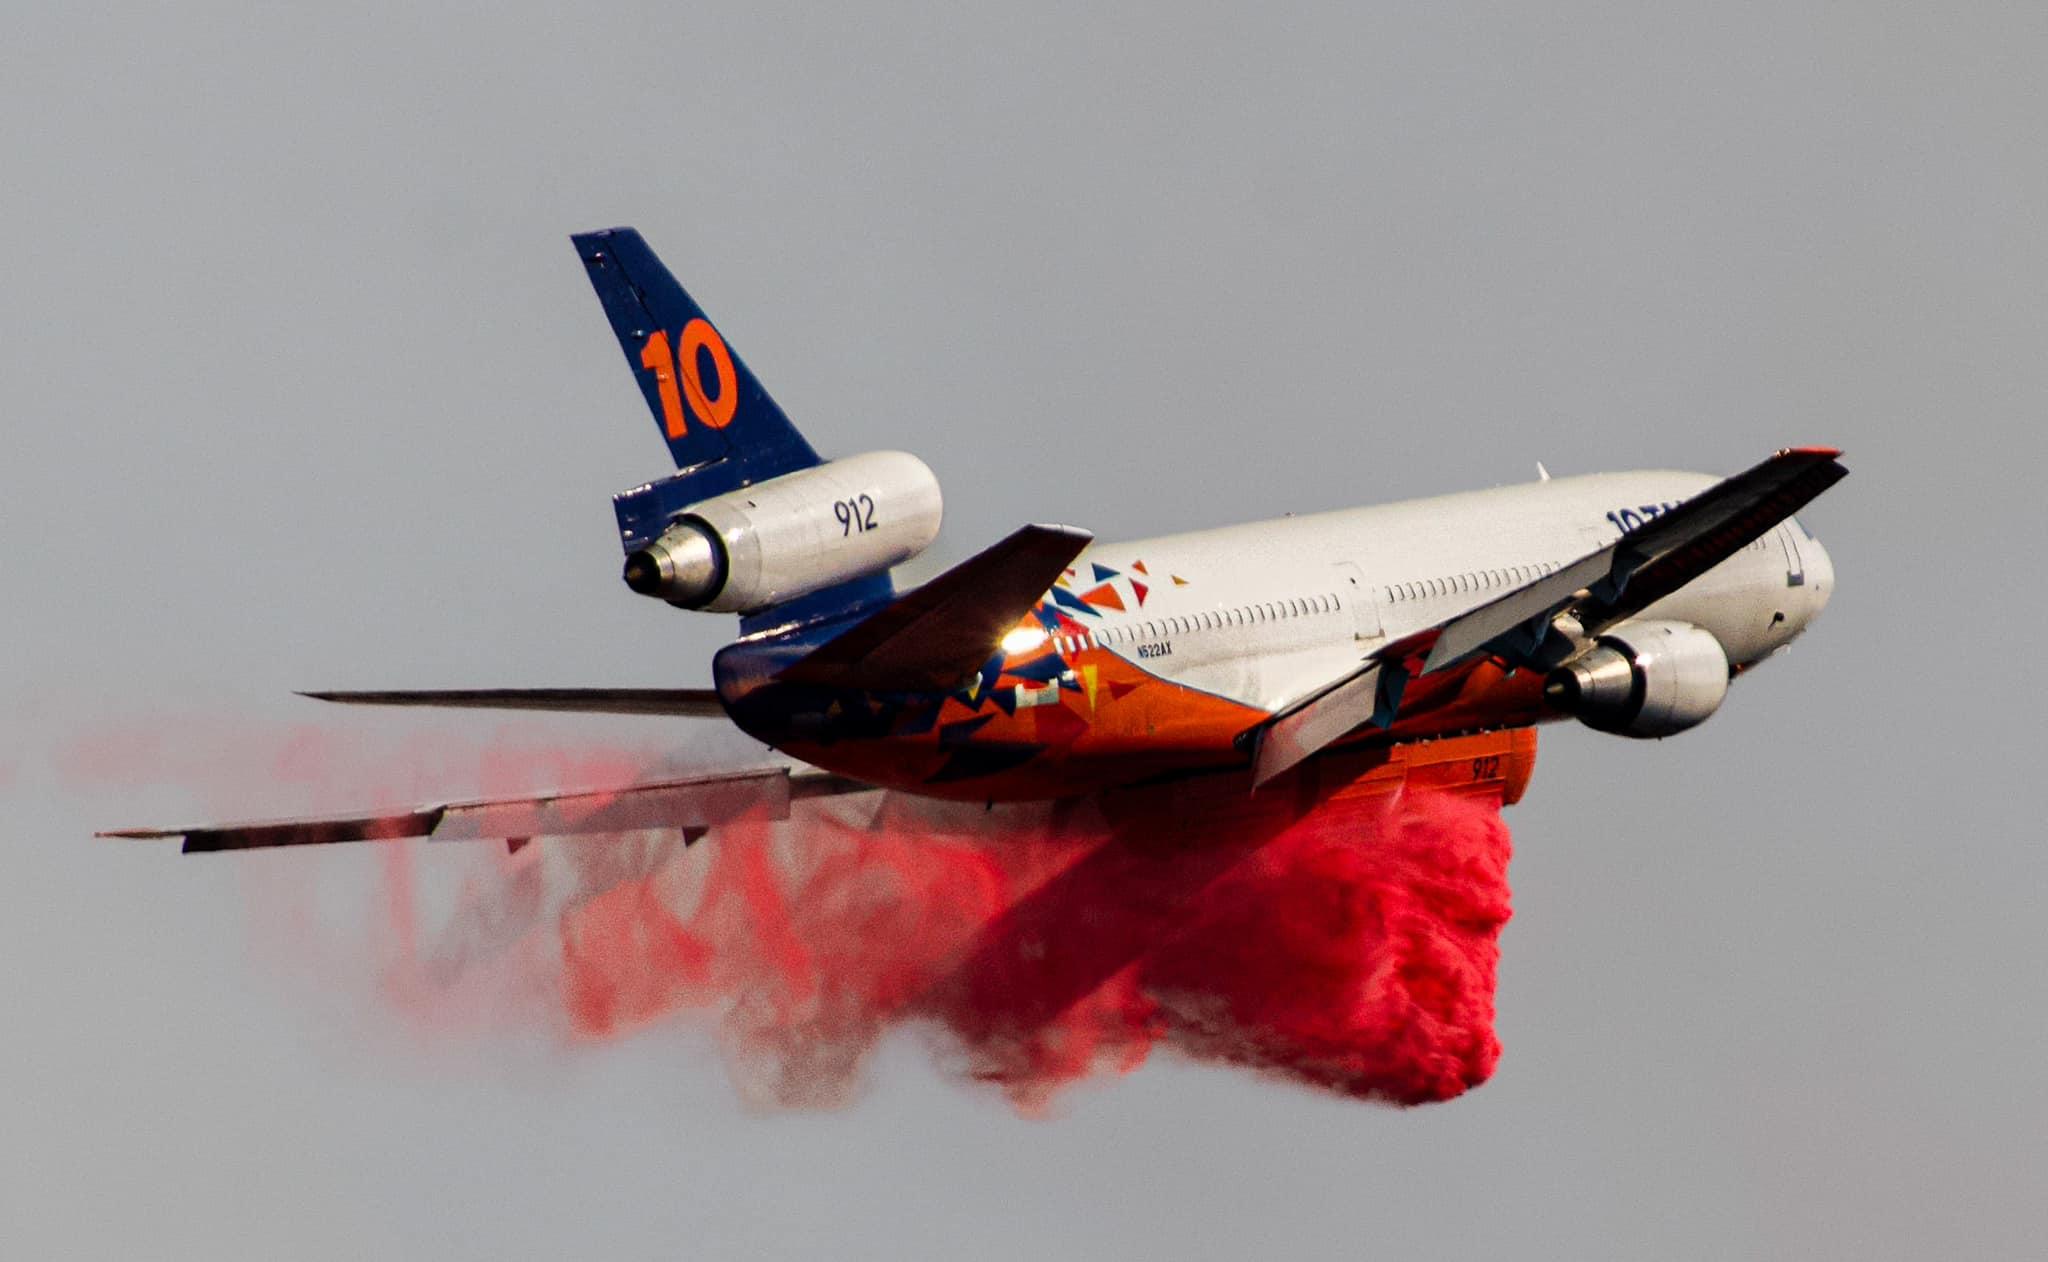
[571,227,820,477]
[576,227,892,635]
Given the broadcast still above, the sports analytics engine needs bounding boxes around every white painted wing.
[1251,447,1848,786]
[99,767,875,854]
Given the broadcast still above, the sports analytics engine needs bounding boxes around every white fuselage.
[1065,470,1835,711]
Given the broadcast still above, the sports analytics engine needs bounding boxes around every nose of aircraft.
[1802,528,1834,621]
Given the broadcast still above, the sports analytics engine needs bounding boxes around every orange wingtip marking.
[1782,445,1844,459]
[1170,575,1189,586]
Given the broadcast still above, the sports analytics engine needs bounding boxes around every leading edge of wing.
[297,688,729,717]
[98,767,877,853]
[776,523,1094,692]
[1251,446,1847,786]
[1418,445,1847,673]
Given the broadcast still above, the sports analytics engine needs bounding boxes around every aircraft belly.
[1160,657,1262,707]
[1167,644,1368,715]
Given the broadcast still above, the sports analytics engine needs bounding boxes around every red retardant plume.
[66,717,1515,1112]
[545,783,1513,1112]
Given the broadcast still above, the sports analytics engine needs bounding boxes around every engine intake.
[622,450,942,612]
[1544,620,1730,738]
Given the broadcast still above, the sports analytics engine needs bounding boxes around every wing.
[1414,445,1848,672]
[776,523,1093,692]
[1252,446,1848,785]
[98,767,875,854]
[298,688,727,717]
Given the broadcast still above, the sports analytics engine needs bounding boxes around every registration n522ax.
[105,228,1844,852]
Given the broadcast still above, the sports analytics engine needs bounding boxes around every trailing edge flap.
[299,688,727,717]
[778,524,1094,692]
[1251,446,1847,786]
[98,767,878,853]
[1251,663,1389,790]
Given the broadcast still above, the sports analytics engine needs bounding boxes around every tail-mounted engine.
[621,450,943,613]
[1543,619,1730,738]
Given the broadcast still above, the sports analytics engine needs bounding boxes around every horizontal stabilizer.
[299,688,727,717]
[99,767,877,853]
[778,524,1093,692]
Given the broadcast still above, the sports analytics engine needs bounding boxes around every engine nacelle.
[1543,619,1731,739]
[621,451,942,612]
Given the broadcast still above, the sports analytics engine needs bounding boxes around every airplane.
[103,227,1844,853]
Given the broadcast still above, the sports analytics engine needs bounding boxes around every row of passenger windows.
[1386,561,1560,604]
[1057,543,1757,655]
[1053,592,1343,655]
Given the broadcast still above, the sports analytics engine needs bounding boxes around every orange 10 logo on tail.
[639,319,738,438]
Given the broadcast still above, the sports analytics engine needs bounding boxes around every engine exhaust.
[621,519,724,606]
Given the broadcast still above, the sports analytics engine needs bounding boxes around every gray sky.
[5,2,2045,1258]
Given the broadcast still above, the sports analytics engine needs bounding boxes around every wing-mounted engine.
[1543,619,1730,738]
[620,451,943,613]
